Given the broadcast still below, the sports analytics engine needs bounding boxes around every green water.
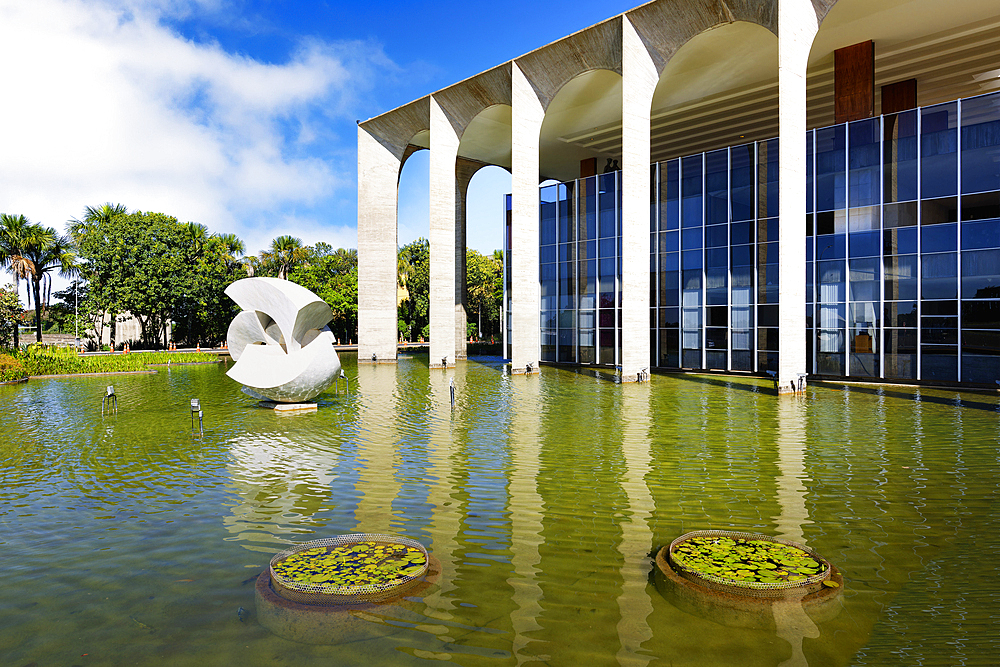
[1,355,998,666]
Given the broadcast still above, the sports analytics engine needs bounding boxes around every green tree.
[396,239,429,341]
[466,248,503,340]
[288,244,358,343]
[0,284,24,348]
[70,203,129,348]
[74,208,243,348]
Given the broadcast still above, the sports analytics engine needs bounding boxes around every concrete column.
[510,62,544,374]
[357,126,401,363]
[429,96,460,368]
[621,17,659,383]
[455,159,483,360]
[777,0,818,394]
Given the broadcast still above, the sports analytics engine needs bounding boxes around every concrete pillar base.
[777,378,808,395]
[357,358,398,365]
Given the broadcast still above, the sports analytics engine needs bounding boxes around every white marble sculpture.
[225,277,341,403]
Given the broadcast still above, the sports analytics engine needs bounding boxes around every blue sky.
[0,0,637,286]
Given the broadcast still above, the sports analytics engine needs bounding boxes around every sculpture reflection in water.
[224,277,341,403]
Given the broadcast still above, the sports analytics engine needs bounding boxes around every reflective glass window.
[816,211,847,236]
[540,185,558,245]
[706,150,728,225]
[921,102,958,199]
[681,229,703,251]
[659,159,680,231]
[921,197,958,225]
[580,176,597,240]
[760,139,779,217]
[849,258,880,301]
[706,224,728,248]
[884,201,917,228]
[884,328,917,379]
[921,223,957,253]
[961,190,1000,222]
[706,248,727,270]
[922,252,958,299]
[884,109,917,202]
[731,144,755,221]
[884,227,917,256]
[816,125,846,211]
[817,234,846,260]
[599,173,617,237]
[884,255,918,301]
[884,301,918,328]
[731,221,753,245]
[963,330,1000,384]
[558,183,575,243]
[960,92,1000,195]
[963,218,1000,250]
[659,231,679,253]
[962,301,1000,329]
[849,118,880,207]
[962,250,1000,298]
[731,245,753,267]
[849,230,880,258]
[681,155,703,228]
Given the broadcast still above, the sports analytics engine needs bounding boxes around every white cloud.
[0,0,388,259]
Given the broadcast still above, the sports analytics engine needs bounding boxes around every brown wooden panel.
[834,41,875,124]
[881,79,918,115]
[580,157,597,179]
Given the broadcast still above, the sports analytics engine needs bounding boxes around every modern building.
[357,0,1000,389]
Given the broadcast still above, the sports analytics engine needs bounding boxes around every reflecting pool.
[1,355,998,665]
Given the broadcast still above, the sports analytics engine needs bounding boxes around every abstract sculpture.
[225,277,341,403]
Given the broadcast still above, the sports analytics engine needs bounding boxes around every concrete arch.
[360,97,430,163]
[515,16,624,112]
[434,65,513,144]
[539,68,624,182]
[650,19,779,158]
[457,103,513,170]
[626,0,777,77]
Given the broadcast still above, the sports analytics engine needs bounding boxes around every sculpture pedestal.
[260,401,318,414]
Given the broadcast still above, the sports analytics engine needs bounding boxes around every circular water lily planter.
[654,530,843,629]
[255,534,440,645]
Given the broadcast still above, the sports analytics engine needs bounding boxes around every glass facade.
[515,91,1000,385]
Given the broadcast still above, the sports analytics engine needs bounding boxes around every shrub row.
[0,353,28,383]
[12,347,218,376]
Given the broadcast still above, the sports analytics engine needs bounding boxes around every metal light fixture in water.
[190,398,203,435]
[102,386,117,415]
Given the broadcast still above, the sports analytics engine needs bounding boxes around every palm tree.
[19,226,76,343]
[216,233,247,275]
[184,222,209,262]
[0,213,41,347]
[264,235,307,280]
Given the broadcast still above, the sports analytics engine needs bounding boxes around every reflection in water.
[422,363,464,626]
[772,396,819,667]
[615,384,655,667]
[223,432,338,553]
[506,373,548,664]
[2,363,999,666]
[354,364,401,535]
